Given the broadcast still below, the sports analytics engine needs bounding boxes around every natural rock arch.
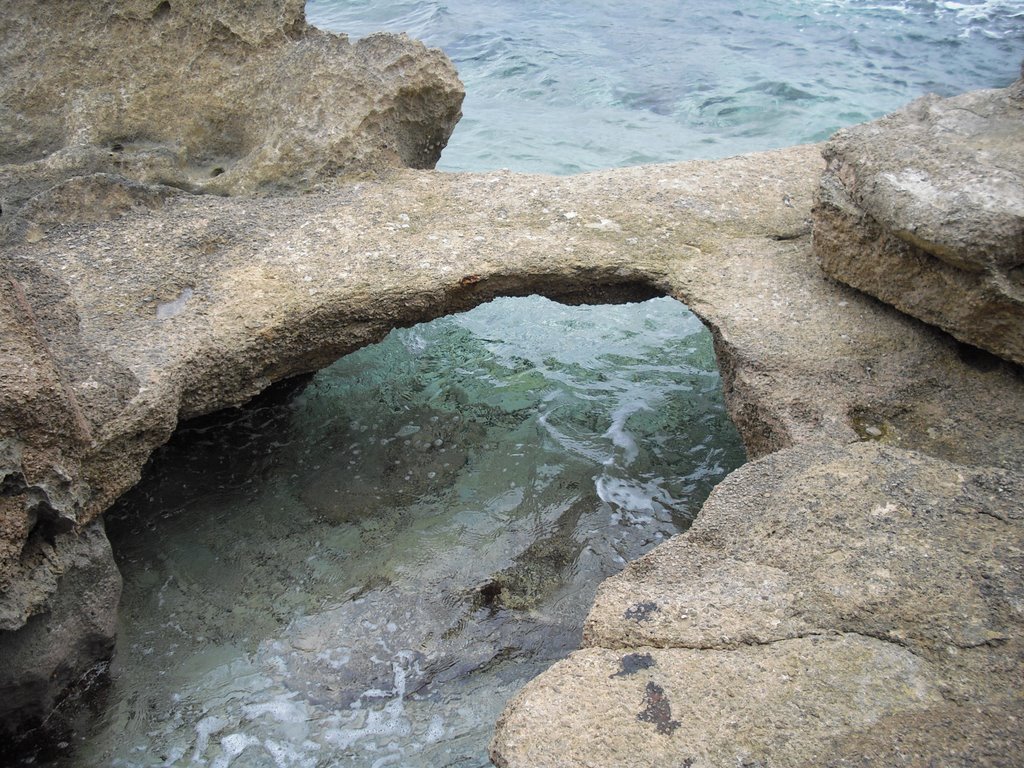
[2,0,1023,761]
[4,150,1024,757]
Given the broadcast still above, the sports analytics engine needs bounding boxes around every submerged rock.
[814,67,1024,365]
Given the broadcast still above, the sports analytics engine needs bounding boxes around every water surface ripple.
[307,0,1023,173]
[71,297,743,767]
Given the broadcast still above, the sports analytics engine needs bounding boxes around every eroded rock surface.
[0,0,463,216]
[0,0,462,743]
[814,69,1024,365]
[0,521,121,742]
[1,6,1023,757]
[492,442,1024,767]
[4,144,1024,753]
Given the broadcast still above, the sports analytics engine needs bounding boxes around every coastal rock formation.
[814,69,1024,365]
[1,1,1022,760]
[0,0,463,218]
[0,521,121,741]
[0,0,462,743]
[491,442,1024,766]
[4,144,1024,754]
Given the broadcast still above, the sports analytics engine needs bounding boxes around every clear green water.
[65,297,743,767]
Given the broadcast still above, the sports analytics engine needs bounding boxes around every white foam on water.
[371,753,403,768]
[242,695,308,724]
[604,401,650,465]
[322,653,417,752]
[210,733,259,768]
[596,475,656,516]
[537,411,612,465]
[263,737,320,768]
[425,714,446,743]
[192,715,229,764]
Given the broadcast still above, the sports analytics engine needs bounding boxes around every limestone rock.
[492,637,945,768]
[814,72,1024,364]
[0,0,462,742]
[491,443,1024,767]
[2,41,1024,751]
[0,0,464,216]
[3,145,1023,752]
[0,521,121,745]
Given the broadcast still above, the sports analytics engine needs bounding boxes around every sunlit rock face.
[0,0,464,216]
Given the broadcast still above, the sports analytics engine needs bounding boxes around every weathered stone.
[0,0,463,741]
[0,520,121,744]
[0,0,463,216]
[492,636,946,768]
[492,442,1024,766]
[814,72,1024,364]
[1,7,1023,751]
[3,145,1023,748]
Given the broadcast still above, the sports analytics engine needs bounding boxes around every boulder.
[0,0,464,218]
[491,442,1024,767]
[813,67,1024,365]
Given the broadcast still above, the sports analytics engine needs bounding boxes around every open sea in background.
[36,3,1021,768]
[307,0,1022,173]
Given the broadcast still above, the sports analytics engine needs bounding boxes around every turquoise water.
[40,3,1022,766]
[307,0,1023,173]
[55,298,743,767]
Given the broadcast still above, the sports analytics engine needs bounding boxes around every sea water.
[43,2,1022,767]
[307,0,1022,173]
[57,298,743,767]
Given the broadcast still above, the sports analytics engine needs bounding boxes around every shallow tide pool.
[61,297,744,767]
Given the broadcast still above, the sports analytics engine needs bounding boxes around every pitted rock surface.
[814,71,1024,364]
[492,443,1024,767]
[4,146,1024,752]
[0,0,463,216]
[1,5,1023,758]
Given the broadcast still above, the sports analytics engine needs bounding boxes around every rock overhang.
[814,68,1024,365]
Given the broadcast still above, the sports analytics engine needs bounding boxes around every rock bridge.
[1,1,1022,764]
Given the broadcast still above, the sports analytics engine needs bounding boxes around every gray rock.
[0,520,121,743]
[0,0,463,216]
[814,71,1024,364]
[492,443,1024,767]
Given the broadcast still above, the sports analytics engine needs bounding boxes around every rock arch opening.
[52,294,744,766]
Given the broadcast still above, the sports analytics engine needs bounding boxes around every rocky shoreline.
[2,1,1022,764]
